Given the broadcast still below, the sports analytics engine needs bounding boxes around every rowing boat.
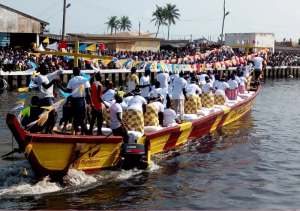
[6,85,260,180]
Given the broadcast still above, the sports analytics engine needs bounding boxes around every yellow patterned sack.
[185,94,201,114]
[125,109,144,134]
[246,76,252,90]
[144,104,159,126]
[214,94,226,105]
[202,92,214,108]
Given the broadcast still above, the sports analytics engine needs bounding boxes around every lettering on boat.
[80,159,101,165]
[229,99,254,119]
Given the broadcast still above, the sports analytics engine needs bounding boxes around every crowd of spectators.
[1,43,300,72]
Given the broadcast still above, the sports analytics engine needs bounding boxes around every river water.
[0,78,299,210]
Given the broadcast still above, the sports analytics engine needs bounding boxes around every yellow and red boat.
[6,86,260,180]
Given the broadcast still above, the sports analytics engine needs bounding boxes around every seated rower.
[185,76,202,114]
[214,77,229,105]
[145,94,164,126]
[226,74,239,100]
[201,76,215,108]
[238,72,247,94]
[21,96,45,133]
[163,94,180,127]
[126,86,147,133]
[110,94,129,143]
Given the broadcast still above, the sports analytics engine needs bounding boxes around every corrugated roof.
[0,4,49,25]
[109,31,156,37]
[67,33,164,41]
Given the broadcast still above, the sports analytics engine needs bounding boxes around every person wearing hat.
[32,64,63,134]
[226,74,238,100]
[139,69,151,102]
[126,86,147,133]
[185,76,202,114]
[172,71,188,121]
[201,76,215,108]
[144,94,164,126]
[126,67,139,92]
[214,77,229,105]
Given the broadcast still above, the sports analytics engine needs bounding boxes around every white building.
[225,33,275,53]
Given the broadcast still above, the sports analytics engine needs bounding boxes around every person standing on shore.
[32,64,63,134]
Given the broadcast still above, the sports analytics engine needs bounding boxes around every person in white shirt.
[32,64,63,134]
[172,71,188,120]
[58,67,91,135]
[156,70,170,89]
[238,72,248,94]
[197,72,208,88]
[110,94,129,143]
[252,56,265,85]
[126,86,147,133]
[242,62,253,77]
[168,72,179,95]
[201,76,215,108]
[103,88,116,102]
[163,94,180,127]
[226,74,238,100]
[185,76,202,114]
[214,77,229,105]
[139,69,151,101]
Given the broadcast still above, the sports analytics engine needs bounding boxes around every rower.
[126,67,139,92]
[57,67,91,135]
[238,72,247,94]
[226,74,239,101]
[21,96,45,133]
[214,77,229,105]
[32,64,63,134]
[145,94,164,126]
[126,86,147,134]
[201,76,215,108]
[163,94,180,127]
[103,81,116,103]
[110,94,129,143]
[185,76,202,114]
[197,71,208,88]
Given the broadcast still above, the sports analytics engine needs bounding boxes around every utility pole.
[62,0,67,41]
[139,21,141,36]
[221,0,229,44]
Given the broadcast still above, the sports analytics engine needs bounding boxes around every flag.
[237,40,240,44]
[29,62,37,69]
[18,87,29,92]
[59,89,71,98]
[81,72,91,82]
[29,79,38,89]
[242,40,245,44]
[17,93,28,100]
[16,99,26,104]
[252,40,256,44]
[11,103,24,111]
[78,43,88,51]
[98,51,102,56]
[58,41,67,49]
[85,43,96,51]
[145,62,152,70]
[35,43,45,52]
[47,42,58,51]
[99,43,105,50]
[257,41,260,45]
[42,37,49,44]
[233,40,235,45]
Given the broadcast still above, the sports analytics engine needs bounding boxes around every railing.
[0,66,299,90]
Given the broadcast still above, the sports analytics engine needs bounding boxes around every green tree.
[105,16,119,35]
[164,3,180,40]
[151,5,167,38]
[119,16,132,31]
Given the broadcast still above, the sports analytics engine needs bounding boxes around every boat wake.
[0,160,160,198]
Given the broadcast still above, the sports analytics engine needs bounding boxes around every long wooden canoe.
[6,86,260,180]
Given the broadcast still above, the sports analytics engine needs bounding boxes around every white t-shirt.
[32,70,62,99]
[215,81,229,95]
[109,102,122,129]
[67,76,91,98]
[202,82,212,93]
[235,76,241,84]
[103,89,116,102]
[228,79,238,89]
[163,108,177,127]
[128,95,147,113]
[252,57,264,70]
[123,96,133,105]
[213,80,220,90]
[186,83,202,95]
[140,75,150,98]
[157,73,170,89]
[243,64,253,77]
[239,76,247,86]
[151,101,164,113]
[172,77,187,100]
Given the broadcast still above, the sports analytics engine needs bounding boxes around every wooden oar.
[1,148,22,158]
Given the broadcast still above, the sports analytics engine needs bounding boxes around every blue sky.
[1,0,299,42]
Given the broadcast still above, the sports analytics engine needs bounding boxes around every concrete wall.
[134,40,160,52]
[225,33,275,53]
[0,8,41,33]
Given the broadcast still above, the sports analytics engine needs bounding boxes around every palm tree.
[151,5,167,38]
[105,16,119,35]
[119,16,132,31]
[164,4,180,40]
